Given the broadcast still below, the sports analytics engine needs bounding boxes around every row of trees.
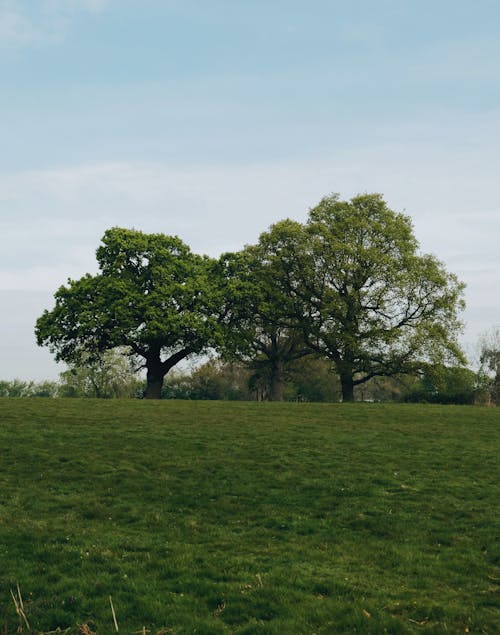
[35,193,469,401]
[0,350,137,398]
[2,353,497,404]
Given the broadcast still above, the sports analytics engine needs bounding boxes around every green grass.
[0,399,499,634]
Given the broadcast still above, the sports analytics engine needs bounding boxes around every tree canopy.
[255,193,466,401]
[217,246,309,401]
[36,228,222,398]
[36,194,466,401]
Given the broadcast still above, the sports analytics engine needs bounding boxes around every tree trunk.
[340,371,355,402]
[143,347,192,399]
[269,360,284,401]
[144,363,165,399]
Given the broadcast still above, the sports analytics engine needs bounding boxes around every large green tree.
[217,246,308,401]
[258,193,466,401]
[36,228,221,399]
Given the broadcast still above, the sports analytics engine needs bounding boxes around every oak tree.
[258,193,466,401]
[217,246,308,401]
[36,228,221,399]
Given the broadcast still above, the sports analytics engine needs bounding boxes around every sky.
[1,0,499,380]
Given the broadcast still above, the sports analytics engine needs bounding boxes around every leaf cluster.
[36,228,221,366]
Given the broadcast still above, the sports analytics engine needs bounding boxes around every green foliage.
[0,379,59,397]
[257,194,466,401]
[354,374,413,402]
[35,194,466,402]
[478,326,500,405]
[36,228,222,398]
[161,359,251,401]
[283,356,341,402]
[58,348,140,398]
[161,357,340,402]
[218,247,308,401]
[0,399,499,633]
[403,365,478,404]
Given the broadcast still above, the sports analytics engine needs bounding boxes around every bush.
[403,366,478,405]
[161,360,251,400]
[0,379,59,397]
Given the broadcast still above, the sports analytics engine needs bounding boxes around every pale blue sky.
[1,0,499,379]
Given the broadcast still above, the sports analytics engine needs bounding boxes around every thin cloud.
[0,0,109,47]
[47,0,109,12]
[0,1,37,45]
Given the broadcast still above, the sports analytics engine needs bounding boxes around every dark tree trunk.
[144,365,164,399]
[340,371,354,402]
[143,347,192,399]
[269,360,284,401]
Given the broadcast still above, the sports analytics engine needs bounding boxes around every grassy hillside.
[0,399,499,634]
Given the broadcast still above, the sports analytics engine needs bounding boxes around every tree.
[217,247,309,401]
[282,355,341,402]
[36,228,222,399]
[0,379,59,398]
[58,348,140,398]
[161,359,251,401]
[478,327,500,405]
[403,364,477,404]
[258,193,466,402]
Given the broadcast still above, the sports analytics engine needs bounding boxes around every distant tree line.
[32,192,491,404]
[1,354,495,404]
[0,379,60,398]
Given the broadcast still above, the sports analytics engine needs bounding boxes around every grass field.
[0,399,499,634]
